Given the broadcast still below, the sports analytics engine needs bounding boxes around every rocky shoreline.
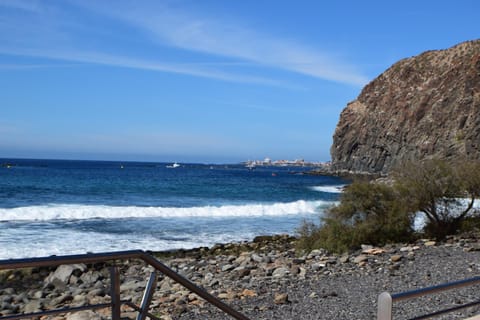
[1,234,480,320]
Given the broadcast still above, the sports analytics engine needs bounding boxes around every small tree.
[393,159,480,239]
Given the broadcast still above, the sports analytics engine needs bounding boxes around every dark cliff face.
[330,40,480,174]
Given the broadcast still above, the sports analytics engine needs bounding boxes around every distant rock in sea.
[331,39,480,174]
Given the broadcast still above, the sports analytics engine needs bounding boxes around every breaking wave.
[310,185,345,193]
[0,200,334,222]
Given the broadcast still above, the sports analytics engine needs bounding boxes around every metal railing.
[377,276,480,320]
[0,250,251,320]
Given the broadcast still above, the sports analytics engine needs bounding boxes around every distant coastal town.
[242,157,330,168]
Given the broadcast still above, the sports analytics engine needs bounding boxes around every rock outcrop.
[331,39,480,174]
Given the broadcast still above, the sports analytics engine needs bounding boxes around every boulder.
[44,264,86,288]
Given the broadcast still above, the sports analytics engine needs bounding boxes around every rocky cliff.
[330,40,480,174]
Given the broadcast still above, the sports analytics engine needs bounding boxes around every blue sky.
[0,0,478,163]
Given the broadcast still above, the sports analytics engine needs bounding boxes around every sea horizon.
[0,158,346,259]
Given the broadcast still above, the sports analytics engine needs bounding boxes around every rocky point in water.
[331,39,480,175]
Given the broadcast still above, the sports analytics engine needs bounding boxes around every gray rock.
[13,293,28,304]
[120,280,144,292]
[71,294,87,307]
[204,272,214,283]
[311,263,326,271]
[272,267,290,278]
[93,280,104,289]
[49,293,73,308]
[32,290,43,299]
[66,310,102,320]
[354,255,368,264]
[69,275,79,285]
[339,255,350,263]
[0,308,14,316]
[87,288,106,298]
[221,264,235,272]
[251,253,264,263]
[23,299,43,313]
[0,302,13,313]
[45,264,86,286]
[234,266,251,278]
[2,288,14,296]
[79,270,101,286]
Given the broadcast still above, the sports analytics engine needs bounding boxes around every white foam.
[412,198,480,232]
[0,200,333,222]
[0,227,256,259]
[310,185,345,193]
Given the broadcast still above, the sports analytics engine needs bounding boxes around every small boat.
[166,162,180,168]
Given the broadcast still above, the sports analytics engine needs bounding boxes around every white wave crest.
[0,200,333,222]
[310,185,345,193]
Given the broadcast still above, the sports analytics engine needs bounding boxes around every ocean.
[0,159,346,259]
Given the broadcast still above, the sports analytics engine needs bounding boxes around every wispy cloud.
[0,0,368,86]
[78,1,368,86]
[0,47,286,86]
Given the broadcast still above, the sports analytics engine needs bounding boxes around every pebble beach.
[1,233,480,320]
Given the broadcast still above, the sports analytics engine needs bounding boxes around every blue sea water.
[0,159,346,259]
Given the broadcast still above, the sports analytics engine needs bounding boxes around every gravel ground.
[175,239,480,320]
[1,235,479,320]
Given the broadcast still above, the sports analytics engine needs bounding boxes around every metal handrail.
[377,276,480,320]
[0,250,251,320]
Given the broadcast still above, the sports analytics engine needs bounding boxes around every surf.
[0,200,336,222]
[309,185,345,193]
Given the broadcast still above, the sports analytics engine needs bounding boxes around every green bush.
[296,181,413,253]
[296,218,354,254]
[296,159,480,254]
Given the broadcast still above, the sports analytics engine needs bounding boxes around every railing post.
[136,272,158,320]
[110,266,121,320]
[377,291,393,320]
